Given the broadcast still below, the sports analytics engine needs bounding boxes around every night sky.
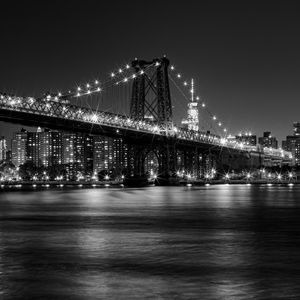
[1,1,300,144]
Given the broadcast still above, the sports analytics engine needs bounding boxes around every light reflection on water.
[0,185,300,299]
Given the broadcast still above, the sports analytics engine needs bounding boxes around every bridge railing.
[0,93,293,161]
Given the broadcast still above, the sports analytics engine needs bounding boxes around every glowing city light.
[220,138,226,145]
[91,114,98,122]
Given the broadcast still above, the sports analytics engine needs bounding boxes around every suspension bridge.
[0,56,292,183]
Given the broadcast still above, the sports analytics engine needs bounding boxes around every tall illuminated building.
[113,137,128,172]
[93,136,113,171]
[27,131,40,166]
[181,79,199,131]
[26,128,63,168]
[48,131,63,166]
[62,133,93,175]
[85,135,93,173]
[0,136,7,162]
[93,136,127,174]
[39,130,51,167]
[12,129,28,167]
[38,130,63,167]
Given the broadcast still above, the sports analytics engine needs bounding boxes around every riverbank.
[0,179,299,191]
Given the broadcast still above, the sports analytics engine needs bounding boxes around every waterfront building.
[93,136,127,175]
[48,131,63,166]
[27,131,40,166]
[62,132,93,178]
[11,129,28,167]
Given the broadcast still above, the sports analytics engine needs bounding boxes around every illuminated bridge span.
[0,93,239,148]
[0,57,292,179]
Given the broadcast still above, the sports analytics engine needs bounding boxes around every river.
[0,185,300,299]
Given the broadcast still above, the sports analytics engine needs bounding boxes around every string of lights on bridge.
[168,63,230,137]
[52,61,158,100]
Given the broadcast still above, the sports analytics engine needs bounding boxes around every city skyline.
[1,1,300,142]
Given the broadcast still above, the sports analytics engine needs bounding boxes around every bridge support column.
[179,147,201,179]
[158,142,177,177]
[127,144,146,177]
[201,151,217,178]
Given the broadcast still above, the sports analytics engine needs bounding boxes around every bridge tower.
[128,57,176,179]
[130,57,173,127]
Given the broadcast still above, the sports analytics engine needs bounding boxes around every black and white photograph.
[1,1,300,299]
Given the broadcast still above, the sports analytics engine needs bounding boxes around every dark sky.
[1,0,300,144]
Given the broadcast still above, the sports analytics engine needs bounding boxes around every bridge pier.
[157,141,177,177]
[127,144,146,177]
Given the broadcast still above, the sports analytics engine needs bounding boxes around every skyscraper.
[48,131,63,166]
[12,129,28,167]
[27,131,40,166]
[181,79,199,131]
[25,128,63,168]
[39,130,51,167]
[62,132,93,177]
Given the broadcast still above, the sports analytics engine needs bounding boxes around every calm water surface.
[1,185,300,299]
